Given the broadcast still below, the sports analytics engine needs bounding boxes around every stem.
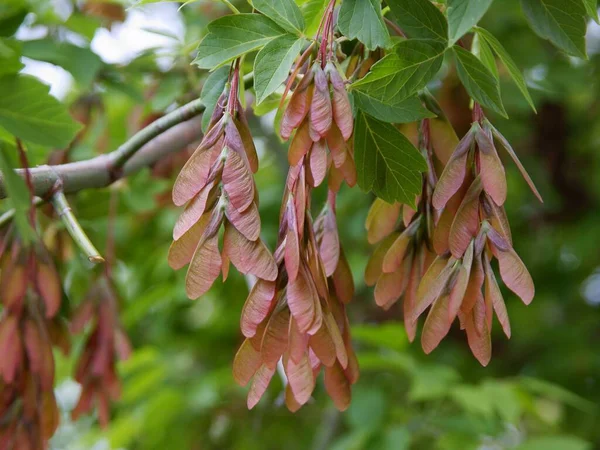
[15,140,36,225]
[317,0,336,64]
[314,0,334,40]
[420,118,437,187]
[327,189,336,211]
[0,197,43,228]
[279,41,316,109]
[110,98,205,171]
[105,188,118,276]
[384,17,406,37]
[227,59,241,115]
[473,103,484,123]
[220,0,240,14]
[0,74,254,200]
[0,118,200,199]
[320,11,332,64]
[50,190,104,264]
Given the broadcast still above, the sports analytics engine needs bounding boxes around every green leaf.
[150,74,185,111]
[21,39,103,87]
[251,0,305,34]
[0,74,82,148]
[452,45,507,117]
[481,380,522,423]
[337,0,390,50]
[451,385,495,418]
[354,110,427,206]
[386,0,448,43]
[329,430,373,450]
[472,33,498,79]
[409,364,460,401]
[380,427,411,450]
[516,436,592,450]
[353,92,434,123]
[351,39,446,106]
[583,0,599,22]
[253,94,281,115]
[0,38,23,76]
[447,0,494,45]
[254,35,304,104]
[521,0,588,58]
[194,14,287,69]
[475,27,537,112]
[200,65,229,132]
[299,0,328,36]
[0,144,35,243]
[351,323,408,352]
[0,6,27,37]
[346,386,387,430]
[519,376,596,412]
[64,13,102,41]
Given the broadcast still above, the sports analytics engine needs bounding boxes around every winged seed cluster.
[171,0,549,411]
[0,237,63,448]
[231,54,359,410]
[1,0,592,445]
[366,109,541,366]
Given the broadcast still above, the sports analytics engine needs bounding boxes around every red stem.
[227,59,241,115]
[327,189,337,211]
[318,0,336,66]
[472,103,484,124]
[104,188,118,277]
[279,41,316,110]
[384,17,406,38]
[420,119,437,188]
[314,0,336,40]
[16,139,36,226]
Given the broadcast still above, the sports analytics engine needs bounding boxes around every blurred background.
[3,0,600,449]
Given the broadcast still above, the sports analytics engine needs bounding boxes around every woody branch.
[0,99,206,199]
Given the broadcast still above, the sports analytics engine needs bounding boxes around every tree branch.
[0,115,204,199]
[0,71,258,200]
[51,190,105,264]
[110,98,204,171]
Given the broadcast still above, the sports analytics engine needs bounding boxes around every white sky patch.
[587,18,600,56]
[20,58,74,99]
[91,4,184,65]
[17,3,184,99]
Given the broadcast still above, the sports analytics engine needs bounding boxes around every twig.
[0,197,43,228]
[384,17,406,38]
[220,0,240,14]
[0,73,254,200]
[110,98,206,172]
[105,187,118,276]
[50,190,105,264]
[15,139,36,225]
[0,118,202,199]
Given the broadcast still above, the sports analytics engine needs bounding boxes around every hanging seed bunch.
[169,59,277,299]
[232,2,359,411]
[411,105,542,365]
[364,119,439,341]
[280,0,356,192]
[70,276,131,427]
[0,229,66,448]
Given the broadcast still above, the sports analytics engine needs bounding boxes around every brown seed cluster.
[367,111,541,365]
[231,51,360,410]
[70,277,131,427]
[170,65,277,299]
[0,236,65,448]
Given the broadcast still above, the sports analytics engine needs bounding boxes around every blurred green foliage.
[0,0,599,449]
